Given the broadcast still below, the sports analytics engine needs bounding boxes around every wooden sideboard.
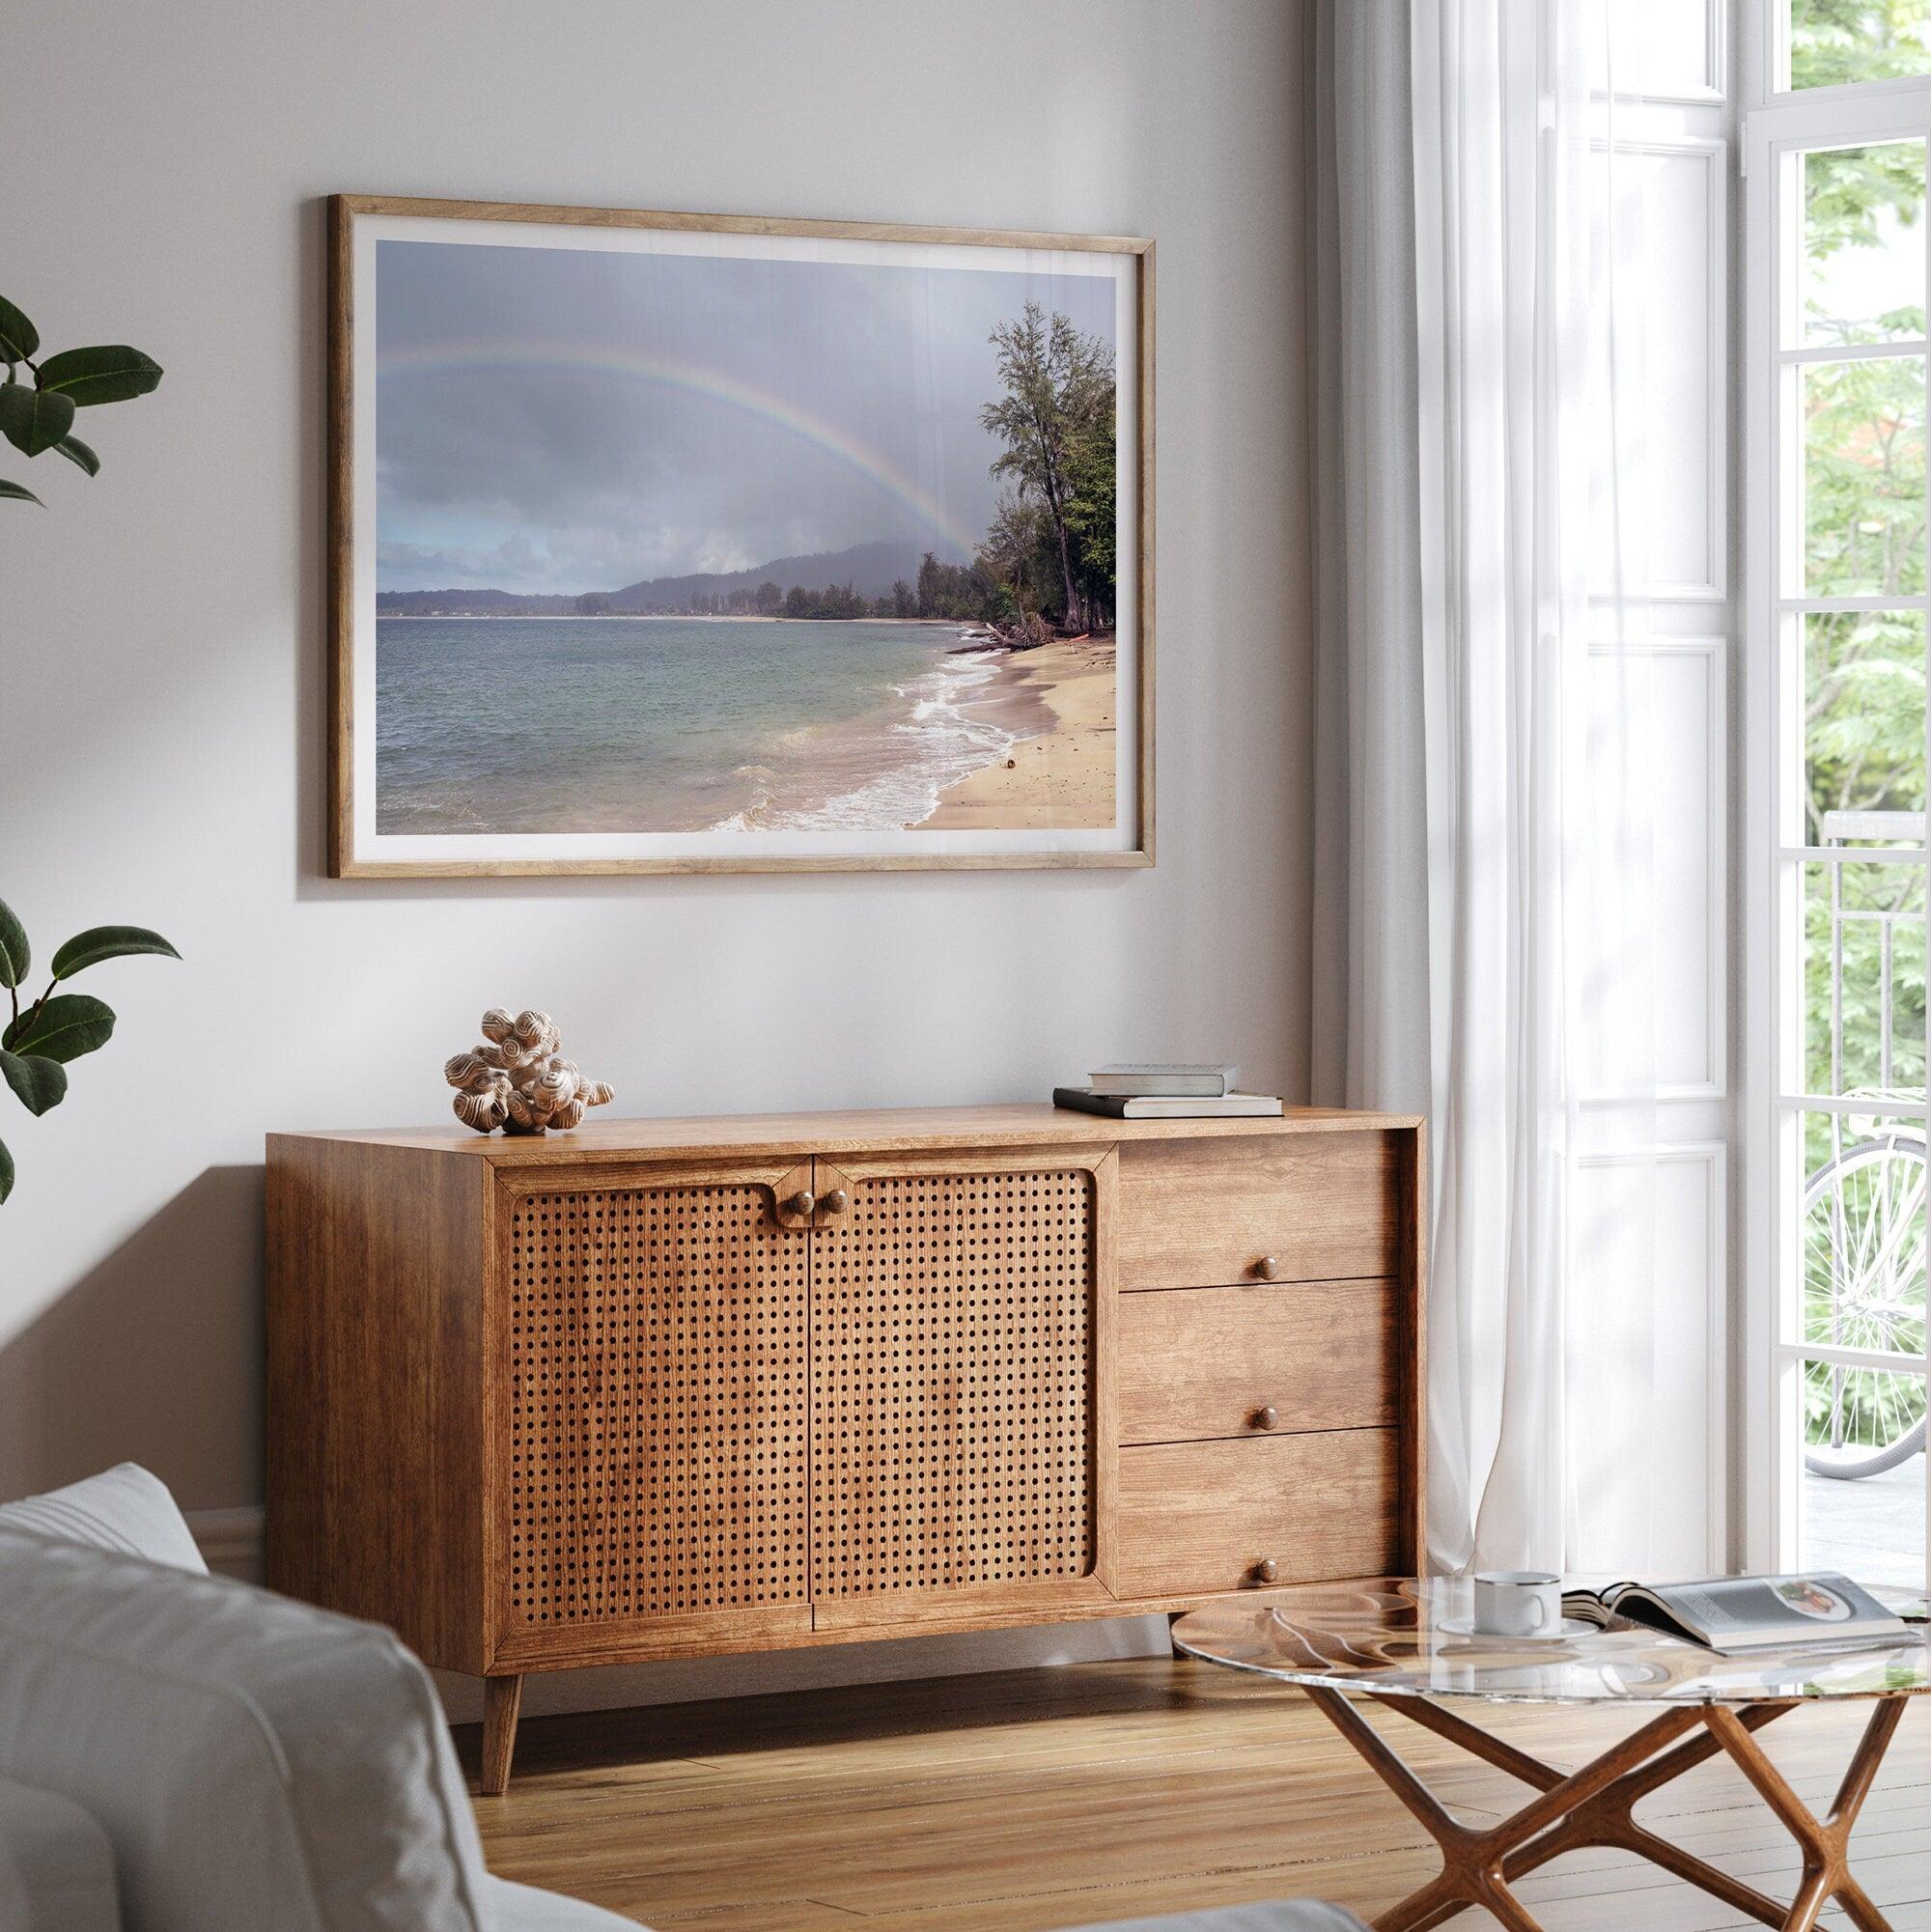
[266,1104,1425,1789]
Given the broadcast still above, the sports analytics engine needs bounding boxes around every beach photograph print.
[328,197,1150,876]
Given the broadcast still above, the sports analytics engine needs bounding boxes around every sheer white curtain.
[1309,0,1659,1575]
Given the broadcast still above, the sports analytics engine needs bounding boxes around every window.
[1749,0,1931,1602]
[1783,1,1931,92]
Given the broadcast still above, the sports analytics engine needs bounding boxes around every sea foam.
[714,651,1022,830]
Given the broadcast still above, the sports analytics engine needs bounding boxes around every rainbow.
[376,340,984,560]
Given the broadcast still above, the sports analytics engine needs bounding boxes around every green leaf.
[0,1050,67,1117]
[52,434,98,477]
[3,994,115,1063]
[49,925,180,979]
[0,382,76,458]
[0,478,42,506]
[0,1133,13,1203]
[0,901,27,989]
[0,296,38,363]
[34,346,162,408]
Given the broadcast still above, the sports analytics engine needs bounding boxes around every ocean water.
[375,616,1035,834]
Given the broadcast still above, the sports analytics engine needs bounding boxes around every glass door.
[1749,0,1931,1605]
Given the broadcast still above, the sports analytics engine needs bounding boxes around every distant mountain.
[377,539,948,616]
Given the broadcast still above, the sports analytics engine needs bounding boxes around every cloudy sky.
[374,237,1118,595]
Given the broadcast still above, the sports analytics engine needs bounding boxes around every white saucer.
[1434,1614,1597,1641]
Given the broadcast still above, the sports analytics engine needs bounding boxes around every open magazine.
[1562,1573,1914,1655]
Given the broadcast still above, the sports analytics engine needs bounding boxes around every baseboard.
[187,1503,266,1579]
[186,1504,1172,1722]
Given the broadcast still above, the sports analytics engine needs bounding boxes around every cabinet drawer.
[1118,1280,1397,1444]
[1117,1133,1401,1290]
[1114,1430,1400,1598]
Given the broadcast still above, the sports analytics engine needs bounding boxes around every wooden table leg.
[1303,1687,1702,1931]
[1372,1691,1567,1792]
[1702,1699,1908,1932]
[1296,1690,1912,1932]
[1501,1701,1802,1927]
[481,1672,524,1796]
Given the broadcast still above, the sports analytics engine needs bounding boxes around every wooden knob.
[820,1188,849,1216]
[786,1190,816,1218]
[1254,1556,1279,1584]
[1253,1404,1278,1431]
[1255,1255,1281,1280]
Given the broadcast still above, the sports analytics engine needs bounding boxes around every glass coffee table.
[1172,1577,1931,1932]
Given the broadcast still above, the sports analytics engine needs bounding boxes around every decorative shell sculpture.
[443,1009,614,1135]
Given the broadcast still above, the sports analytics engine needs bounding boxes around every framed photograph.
[326,194,1152,877]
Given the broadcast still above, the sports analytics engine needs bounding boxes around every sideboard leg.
[481,1673,524,1795]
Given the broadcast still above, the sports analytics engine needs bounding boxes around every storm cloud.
[374,236,1118,596]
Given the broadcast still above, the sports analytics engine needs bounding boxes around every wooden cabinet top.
[268,1101,1423,1165]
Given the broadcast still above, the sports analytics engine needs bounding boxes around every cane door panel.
[806,1147,1118,1628]
[491,1164,812,1661]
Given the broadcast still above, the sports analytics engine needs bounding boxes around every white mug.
[1471,1570,1563,1638]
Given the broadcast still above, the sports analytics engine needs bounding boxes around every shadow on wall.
[0,1165,265,1508]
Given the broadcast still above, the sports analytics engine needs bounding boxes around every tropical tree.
[915,549,990,622]
[980,302,1115,630]
[978,489,1055,618]
[1060,408,1118,628]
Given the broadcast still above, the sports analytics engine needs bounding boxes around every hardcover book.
[1053,1086,1282,1119]
[1088,1062,1238,1097]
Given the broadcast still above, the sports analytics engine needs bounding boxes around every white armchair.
[0,1466,1363,1932]
[0,1773,120,1932]
[0,1464,633,1932]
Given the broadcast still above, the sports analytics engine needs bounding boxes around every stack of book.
[1052,1064,1284,1119]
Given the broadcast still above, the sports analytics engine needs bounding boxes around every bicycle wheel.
[1802,1133,1929,1480]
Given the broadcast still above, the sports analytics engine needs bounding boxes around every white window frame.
[1742,4,1931,1599]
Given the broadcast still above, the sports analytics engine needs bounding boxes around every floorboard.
[462,1658,1931,1931]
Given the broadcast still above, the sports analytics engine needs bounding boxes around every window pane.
[1595,0,1709,98]
[1801,1362,1926,1591]
[1803,355,1926,596]
[1801,1119,1928,1359]
[1805,612,1927,826]
[1802,143,1926,348]
[1804,859,1927,1096]
[1791,1,1931,90]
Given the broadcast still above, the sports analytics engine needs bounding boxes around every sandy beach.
[914,632,1117,830]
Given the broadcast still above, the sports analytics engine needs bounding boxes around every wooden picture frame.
[326,194,1154,877]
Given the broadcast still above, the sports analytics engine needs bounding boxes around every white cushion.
[484,1875,641,1931]
[0,1775,121,1932]
[0,1463,207,1573]
[0,1525,492,1931]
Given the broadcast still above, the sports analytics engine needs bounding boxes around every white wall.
[0,0,1312,1713]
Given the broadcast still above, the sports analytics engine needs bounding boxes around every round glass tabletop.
[1171,1577,1931,1707]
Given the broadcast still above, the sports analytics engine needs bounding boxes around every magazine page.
[1649,1574,1906,1648]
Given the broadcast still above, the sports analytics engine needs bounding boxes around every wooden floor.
[463,1658,1931,1932]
